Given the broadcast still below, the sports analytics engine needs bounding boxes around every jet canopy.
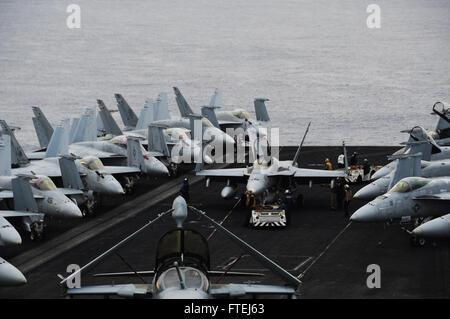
[155,229,210,273]
[110,135,146,152]
[166,128,189,141]
[232,109,250,120]
[155,266,209,292]
[201,118,213,128]
[80,156,105,170]
[389,177,430,193]
[30,176,57,191]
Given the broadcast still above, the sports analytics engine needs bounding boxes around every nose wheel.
[81,198,97,217]
[169,163,179,177]
[121,176,137,194]
[30,221,45,241]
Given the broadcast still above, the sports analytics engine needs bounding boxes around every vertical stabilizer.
[12,178,38,212]
[201,106,220,128]
[135,98,154,130]
[97,100,123,136]
[0,134,11,176]
[31,106,54,148]
[147,125,170,157]
[254,98,270,122]
[173,87,194,118]
[388,153,422,190]
[59,157,84,190]
[115,94,138,129]
[0,120,29,166]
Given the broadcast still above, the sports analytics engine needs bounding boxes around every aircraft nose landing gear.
[30,221,45,241]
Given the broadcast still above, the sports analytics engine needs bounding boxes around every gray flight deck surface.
[1,146,450,299]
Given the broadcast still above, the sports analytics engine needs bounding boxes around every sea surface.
[0,0,449,150]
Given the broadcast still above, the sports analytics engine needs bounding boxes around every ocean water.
[0,0,449,150]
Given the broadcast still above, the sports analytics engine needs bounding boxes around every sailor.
[325,158,333,170]
[350,152,359,166]
[246,191,257,209]
[337,154,345,169]
[363,158,370,180]
[330,180,336,211]
[335,178,345,211]
[284,189,293,213]
[344,184,352,216]
[180,178,190,202]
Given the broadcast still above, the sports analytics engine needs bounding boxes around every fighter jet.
[0,132,82,240]
[59,196,300,298]
[100,101,214,171]
[26,108,169,177]
[0,257,27,287]
[113,93,235,149]
[351,154,450,224]
[412,213,450,239]
[12,122,126,196]
[197,124,347,202]
[0,177,45,286]
[372,126,450,180]
[201,88,271,130]
[354,141,450,199]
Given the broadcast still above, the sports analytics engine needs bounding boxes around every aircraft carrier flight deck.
[1,145,449,299]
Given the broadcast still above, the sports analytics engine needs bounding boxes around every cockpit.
[30,176,57,191]
[110,135,146,152]
[232,109,250,120]
[80,156,105,170]
[166,128,189,141]
[155,266,209,292]
[154,229,210,293]
[389,177,430,193]
[201,118,213,127]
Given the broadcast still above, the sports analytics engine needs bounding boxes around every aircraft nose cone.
[246,182,265,196]
[371,165,394,180]
[145,158,169,176]
[60,201,83,218]
[0,260,27,286]
[354,182,385,200]
[350,204,380,222]
[102,177,125,195]
[413,214,450,238]
[0,227,22,246]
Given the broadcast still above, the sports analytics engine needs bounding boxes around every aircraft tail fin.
[31,106,54,149]
[201,106,220,128]
[209,88,223,107]
[147,124,170,156]
[12,177,38,212]
[0,133,11,176]
[0,120,29,166]
[407,141,432,161]
[433,102,450,131]
[292,122,311,167]
[173,87,194,118]
[126,137,145,169]
[45,120,70,158]
[387,153,422,190]
[69,118,80,143]
[254,98,270,122]
[115,94,138,129]
[154,93,170,121]
[97,100,123,136]
[72,107,97,143]
[189,114,204,143]
[135,99,154,130]
[59,156,84,190]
